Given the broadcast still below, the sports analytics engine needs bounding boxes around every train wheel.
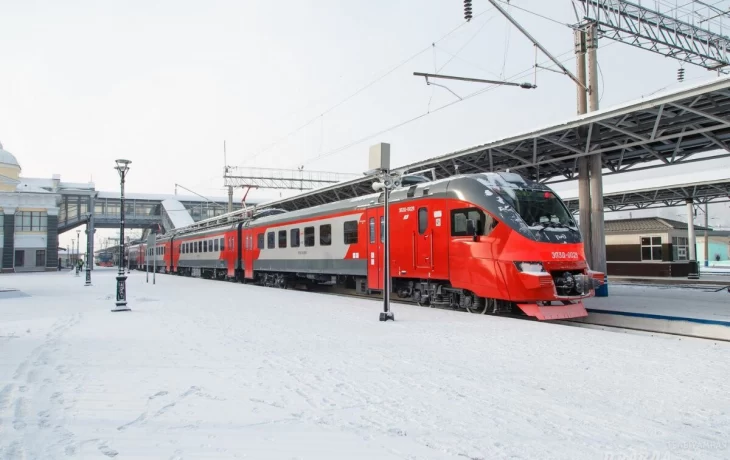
[465,295,487,314]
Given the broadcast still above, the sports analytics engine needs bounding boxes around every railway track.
[148,270,727,342]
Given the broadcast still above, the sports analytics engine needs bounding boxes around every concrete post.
[704,202,709,267]
[687,199,699,279]
[587,23,607,296]
[575,28,592,267]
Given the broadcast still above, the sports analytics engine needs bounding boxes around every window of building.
[267,231,275,249]
[291,229,300,248]
[278,230,287,248]
[36,250,46,267]
[369,217,375,244]
[320,224,332,246]
[672,236,689,261]
[451,208,493,237]
[418,208,428,235]
[257,233,264,249]
[641,236,662,261]
[14,211,48,232]
[304,226,315,247]
[344,220,358,244]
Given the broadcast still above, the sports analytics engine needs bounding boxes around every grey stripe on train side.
[253,258,367,276]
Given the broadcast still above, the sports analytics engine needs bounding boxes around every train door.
[366,206,383,290]
[415,205,432,269]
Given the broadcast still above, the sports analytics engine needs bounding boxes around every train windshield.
[510,189,576,229]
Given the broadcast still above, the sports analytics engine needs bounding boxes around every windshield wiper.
[550,222,580,234]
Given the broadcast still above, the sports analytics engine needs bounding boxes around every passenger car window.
[344,220,358,244]
[278,230,287,248]
[257,233,264,249]
[291,229,300,247]
[304,227,315,247]
[320,224,332,246]
[369,217,375,244]
[267,231,275,249]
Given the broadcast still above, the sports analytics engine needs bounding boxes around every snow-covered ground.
[585,284,730,322]
[1,269,730,460]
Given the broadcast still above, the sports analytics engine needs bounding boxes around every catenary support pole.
[687,199,699,279]
[228,186,233,213]
[587,23,608,296]
[704,203,710,267]
[381,169,392,321]
[575,28,592,268]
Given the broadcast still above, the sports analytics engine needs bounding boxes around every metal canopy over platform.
[563,179,730,212]
[257,76,730,212]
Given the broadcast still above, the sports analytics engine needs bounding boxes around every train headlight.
[514,262,546,273]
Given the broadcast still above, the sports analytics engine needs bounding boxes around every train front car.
[449,172,603,320]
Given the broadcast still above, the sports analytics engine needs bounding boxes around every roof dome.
[0,141,20,169]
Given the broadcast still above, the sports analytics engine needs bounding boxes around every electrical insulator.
[464,0,473,21]
[677,67,685,82]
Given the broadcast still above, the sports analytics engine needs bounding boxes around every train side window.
[451,208,490,236]
[214,239,219,252]
[278,230,287,248]
[418,207,428,235]
[267,232,275,249]
[320,224,332,246]
[220,238,225,250]
[343,220,358,244]
[380,216,384,243]
[304,226,315,247]
[205,240,209,252]
[369,217,375,244]
[291,229,300,247]
[257,233,264,249]
[198,241,202,253]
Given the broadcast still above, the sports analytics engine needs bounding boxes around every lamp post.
[75,232,80,276]
[84,218,92,286]
[71,239,75,273]
[113,159,131,312]
[367,143,400,322]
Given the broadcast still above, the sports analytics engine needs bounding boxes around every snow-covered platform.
[580,284,730,340]
[2,270,730,459]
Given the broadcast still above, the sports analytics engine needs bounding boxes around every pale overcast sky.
[2,0,730,250]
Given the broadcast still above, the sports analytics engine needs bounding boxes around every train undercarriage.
[132,265,587,319]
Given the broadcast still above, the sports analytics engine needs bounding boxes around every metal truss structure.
[223,166,359,191]
[563,179,730,213]
[254,77,730,212]
[576,0,730,72]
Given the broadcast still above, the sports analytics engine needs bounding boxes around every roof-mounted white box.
[368,143,391,171]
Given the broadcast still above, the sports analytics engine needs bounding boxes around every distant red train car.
[128,172,603,320]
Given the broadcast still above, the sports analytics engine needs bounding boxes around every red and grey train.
[128,172,603,320]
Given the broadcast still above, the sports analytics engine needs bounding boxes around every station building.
[605,217,730,277]
[0,142,59,273]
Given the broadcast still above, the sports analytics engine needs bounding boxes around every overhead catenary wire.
[240,7,495,166]
[295,40,620,169]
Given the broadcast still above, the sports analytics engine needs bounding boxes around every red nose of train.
[501,250,605,320]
